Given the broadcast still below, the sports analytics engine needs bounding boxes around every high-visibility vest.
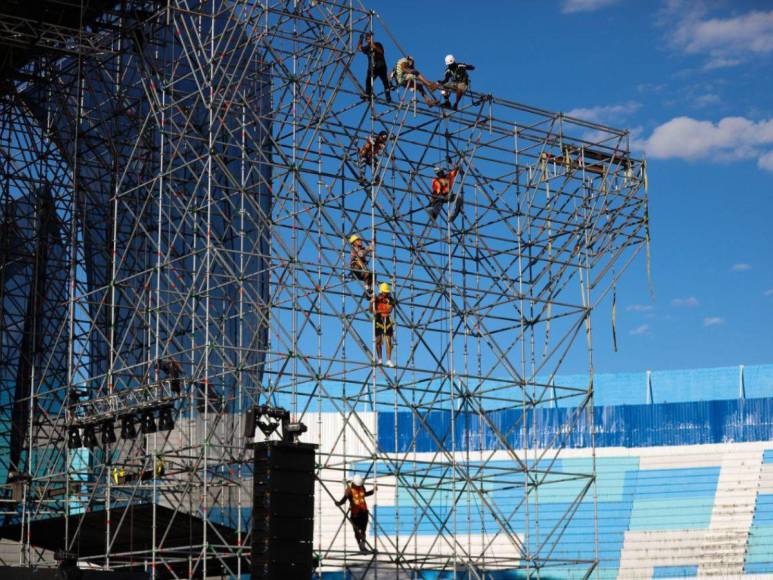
[375,295,393,316]
[350,485,368,515]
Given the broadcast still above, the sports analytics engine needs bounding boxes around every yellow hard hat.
[349,234,360,244]
[379,282,391,293]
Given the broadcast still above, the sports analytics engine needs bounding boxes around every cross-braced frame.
[0,0,649,577]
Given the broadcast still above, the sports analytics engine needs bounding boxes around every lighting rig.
[66,379,180,449]
[244,405,308,445]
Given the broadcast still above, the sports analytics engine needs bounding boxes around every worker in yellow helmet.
[371,282,396,367]
[348,234,374,297]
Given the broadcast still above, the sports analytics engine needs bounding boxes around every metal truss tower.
[0,0,649,577]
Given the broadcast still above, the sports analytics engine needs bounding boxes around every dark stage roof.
[0,0,161,91]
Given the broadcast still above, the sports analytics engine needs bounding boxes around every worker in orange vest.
[357,130,389,185]
[427,163,463,222]
[371,282,396,367]
[335,475,377,553]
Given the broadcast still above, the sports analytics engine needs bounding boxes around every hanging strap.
[642,160,654,300]
[611,282,618,353]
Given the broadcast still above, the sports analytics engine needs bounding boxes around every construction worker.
[357,130,389,185]
[392,56,438,106]
[427,162,463,222]
[371,282,396,367]
[348,234,374,296]
[155,456,165,478]
[438,54,475,110]
[358,32,391,103]
[158,357,182,393]
[335,475,377,553]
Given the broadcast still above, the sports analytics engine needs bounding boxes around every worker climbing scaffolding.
[371,282,396,367]
[336,475,377,553]
[359,33,391,103]
[438,54,475,110]
[427,159,464,223]
[357,130,389,186]
[348,234,374,296]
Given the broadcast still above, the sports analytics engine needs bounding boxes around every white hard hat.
[352,475,364,487]
[445,54,455,66]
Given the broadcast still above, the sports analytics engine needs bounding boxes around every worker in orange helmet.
[371,282,396,367]
[336,475,377,553]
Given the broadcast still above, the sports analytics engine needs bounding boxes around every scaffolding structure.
[0,0,649,577]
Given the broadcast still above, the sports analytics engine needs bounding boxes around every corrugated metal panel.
[378,397,773,452]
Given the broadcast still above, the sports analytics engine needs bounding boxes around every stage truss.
[0,0,649,577]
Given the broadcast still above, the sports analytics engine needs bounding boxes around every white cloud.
[703,317,724,327]
[759,151,773,172]
[561,0,622,14]
[626,304,654,312]
[642,116,773,171]
[636,83,666,94]
[629,324,650,336]
[764,289,773,297]
[666,4,773,68]
[671,296,699,308]
[731,263,752,272]
[702,57,742,70]
[566,102,640,124]
[694,93,721,108]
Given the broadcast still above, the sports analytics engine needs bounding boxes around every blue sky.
[367,0,773,374]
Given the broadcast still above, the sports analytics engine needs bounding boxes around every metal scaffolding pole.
[0,0,649,577]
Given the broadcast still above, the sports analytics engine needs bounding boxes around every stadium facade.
[311,363,773,578]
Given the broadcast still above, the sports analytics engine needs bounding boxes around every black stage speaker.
[252,441,317,579]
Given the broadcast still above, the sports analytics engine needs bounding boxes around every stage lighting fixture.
[140,410,157,434]
[82,424,98,448]
[101,420,117,445]
[158,406,175,431]
[67,427,82,449]
[120,415,137,439]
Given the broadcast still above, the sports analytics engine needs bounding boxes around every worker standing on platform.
[371,282,396,367]
[392,56,438,107]
[336,475,377,553]
[349,234,374,297]
[357,130,389,185]
[427,162,463,222]
[358,32,391,103]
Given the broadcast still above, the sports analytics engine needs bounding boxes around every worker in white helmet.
[336,475,377,552]
[371,282,397,367]
[437,54,475,110]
